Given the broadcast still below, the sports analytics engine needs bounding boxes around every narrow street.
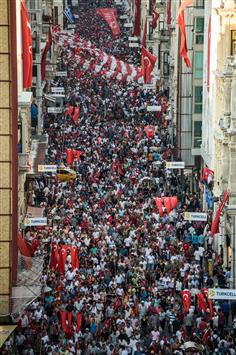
[3,1,236,354]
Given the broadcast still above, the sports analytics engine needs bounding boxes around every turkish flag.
[73,107,80,124]
[177,0,193,68]
[50,244,59,270]
[73,150,82,161]
[21,0,32,88]
[202,288,213,320]
[133,0,141,36]
[76,313,82,332]
[71,245,79,270]
[197,292,207,312]
[96,8,120,37]
[211,191,229,238]
[154,197,163,216]
[60,310,67,331]
[144,125,155,139]
[181,289,191,313]
[66,148,74,165]
[141,47,157,84]
[170,196,178,209]
[163,197,171,214]
[202,327,212,344]
[67,311,72,328]
[58,245,67,274]
[201,167,214,184]
[65,106,74,117]
[41,27,52,81]
[152,8,159,29]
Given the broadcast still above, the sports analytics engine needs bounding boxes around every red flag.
[211,191,229,238]
[60,310,67,331]
[144,126,155,139]
[154,197,163,216]
[170,196,178,209]
[207,17,211,92]
[197,292,208,312]
[71,246,79,270]
[76,313,82,332]
[41,27,52,81]
[50,244,59,270]
[74,150,82,161]
[67,311,72,328]
[65,106,74,117]
[202,288,213,320]
[21,0,32,88]
[202,327,212,344]
[73,107,80,124]
[152,8,159,30]
[133,0,141,36]
[66,148,74,165]
[58,245,67,274]
[141,18,147,48]
[18,232,31,257]
[96,8,120,37]
[201,167,214,184]
[181,289,191,313]
[141,48,157,84]
[167,0,171,31]
[163,197,171,214]
[177,0,193,68]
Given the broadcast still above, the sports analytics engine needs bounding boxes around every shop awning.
[0,325,17,347]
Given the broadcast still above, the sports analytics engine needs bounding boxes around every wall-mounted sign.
[208,288,236,300]
[24,217,48,227]
[55,71,67,77]
[47,107,63,113]
[38,165,57,173]
[147,105,162,112]
[165,161,185,169]
[51,87,65,93]
[184,212,207,222]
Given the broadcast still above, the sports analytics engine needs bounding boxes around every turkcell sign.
[38,165,57,173]
[51,87,65,93]
[55,71,67,77]
[165,161,185,169]
[147,105,162,112]
[47,107,63,114]
[184,212,208,222]
[24,217,47,227]
[208,288,236,300]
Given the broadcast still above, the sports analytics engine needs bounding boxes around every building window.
[194,86,202,113]
[194,51,203,79]
[195,0,204,8]
[193,121,202,148]
[195,17,204,44]
[231,30,236,55]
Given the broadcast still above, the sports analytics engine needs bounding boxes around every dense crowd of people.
[2,1,236,354]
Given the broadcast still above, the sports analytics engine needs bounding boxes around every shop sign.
[147,105,162,112]
[51,87,65,93]
[129,43,140,48]
[24,217,48,227]
[55,71,67,77]
[165,161,185,169]
[208,288,236,300]
[184,212,207,222]
[38,165,57,173]
[47,107,63,113]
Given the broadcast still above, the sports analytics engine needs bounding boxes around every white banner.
[184,212,207,222]
[47,107,63,113]
[208,288,236,300]
[51,87,65,93]
[166,161,185,169]
[24,217,48,227]
[55,71,67,77]
[38,165,57,173]
[147,105,162,112]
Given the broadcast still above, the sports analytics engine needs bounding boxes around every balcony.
[18,153,29,173]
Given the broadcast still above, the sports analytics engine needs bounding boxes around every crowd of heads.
[2,1,236,354]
